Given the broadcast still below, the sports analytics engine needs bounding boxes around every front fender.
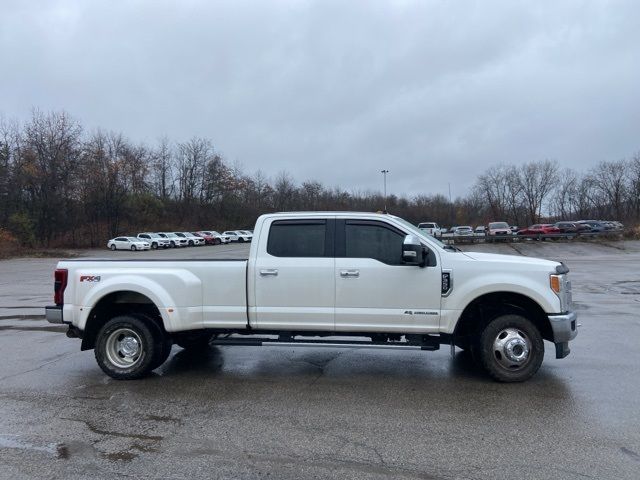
[440,272,560,333]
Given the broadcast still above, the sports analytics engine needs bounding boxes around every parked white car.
[159,232,188,248]
[223,230,252,242]
[207,231,232,244]
[175,232,205,246]
[137,233,171,249]
[107,237,150,251]
[418,222,442,238]
[239,230,254,241]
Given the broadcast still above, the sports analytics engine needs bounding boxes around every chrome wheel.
[105,328,144,369]
[492,328,531,370]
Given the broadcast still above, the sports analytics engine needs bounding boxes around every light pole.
[381,170,389,213]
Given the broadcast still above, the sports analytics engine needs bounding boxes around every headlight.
[550,274,572,312]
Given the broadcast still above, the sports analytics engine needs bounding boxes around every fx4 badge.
[80,275,101,283]
[403,310,438,316]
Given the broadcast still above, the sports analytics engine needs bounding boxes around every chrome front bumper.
[548,310,578,359]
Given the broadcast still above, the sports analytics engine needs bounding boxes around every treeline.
[0,110,638,248]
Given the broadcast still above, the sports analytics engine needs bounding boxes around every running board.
[210,336,440,351]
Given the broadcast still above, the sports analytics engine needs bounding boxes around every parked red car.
[517,224,561,236]
[194,231,216,245]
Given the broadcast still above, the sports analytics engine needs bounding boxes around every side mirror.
[402,235,424,266]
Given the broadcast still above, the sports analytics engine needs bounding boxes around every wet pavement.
[1,241,639,479]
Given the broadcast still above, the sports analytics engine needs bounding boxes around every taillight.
[54,269,68,305]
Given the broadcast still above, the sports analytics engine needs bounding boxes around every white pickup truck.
[46,212,577,382]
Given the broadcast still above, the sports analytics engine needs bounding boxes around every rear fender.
[76,270,202,332]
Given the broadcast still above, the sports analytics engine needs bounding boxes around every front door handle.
[340,269,360,278]
[260,269,279,277]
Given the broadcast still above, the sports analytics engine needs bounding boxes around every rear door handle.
[260,269,279,277]
[340,269,360,278]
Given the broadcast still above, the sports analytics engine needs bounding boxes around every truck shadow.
[158,346,225,376]
[158,345,572,396]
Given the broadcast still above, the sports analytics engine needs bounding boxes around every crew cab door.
[252,218,335,330]
[334,219,442,333]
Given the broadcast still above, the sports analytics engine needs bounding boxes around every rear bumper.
[548,311,578,359]
[45,305,65,324]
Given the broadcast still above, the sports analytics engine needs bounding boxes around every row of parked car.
[419,220,624,239]
[106,230,254,251]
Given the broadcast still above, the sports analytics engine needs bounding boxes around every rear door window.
[267,220,330,257]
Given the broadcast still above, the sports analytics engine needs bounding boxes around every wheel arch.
[81,291,165,351]
[453,291,553,347]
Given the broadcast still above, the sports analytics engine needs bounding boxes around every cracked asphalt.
[1,240,639,479]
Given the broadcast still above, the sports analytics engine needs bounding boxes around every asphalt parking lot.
[1,241,639,479]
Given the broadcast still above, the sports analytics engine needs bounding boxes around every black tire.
[110,244,116,251]
[214,238,221,245]
[238,237,244,243]
[188,240,194,246]
[151,242,158,250]
[94,315,165,380]
[170,241,175,248]
[175,332,212,350]
[131,245,136,251]
[129,313,173,370]
[476,313,544,383]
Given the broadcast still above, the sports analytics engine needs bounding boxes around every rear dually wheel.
[94,315,165,380]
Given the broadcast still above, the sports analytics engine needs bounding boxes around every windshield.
[126,237,139,242]
[241,231,251,235]
[391,216,448,249]
[211,231,221,235]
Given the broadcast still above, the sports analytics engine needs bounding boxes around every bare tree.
[273,171,296,211]
[176,137,212,204]
[150,136,175,199]
[517,160,559,224]
[551,168,579,219]
[592,160,628,220]
[475,165,510,221]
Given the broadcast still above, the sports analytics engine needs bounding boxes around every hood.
[461,251,559,270]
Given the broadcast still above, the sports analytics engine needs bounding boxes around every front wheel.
[131,245,136,251]
[151,242,158,250]
[94,315,165,380]
[476,314,544,383]
[110,244,116,251]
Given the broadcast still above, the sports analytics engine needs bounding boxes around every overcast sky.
[1,0,639,198]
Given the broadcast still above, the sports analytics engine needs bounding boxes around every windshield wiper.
[443,244,461,252]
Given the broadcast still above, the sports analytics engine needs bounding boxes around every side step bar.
[210,336,440,351]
